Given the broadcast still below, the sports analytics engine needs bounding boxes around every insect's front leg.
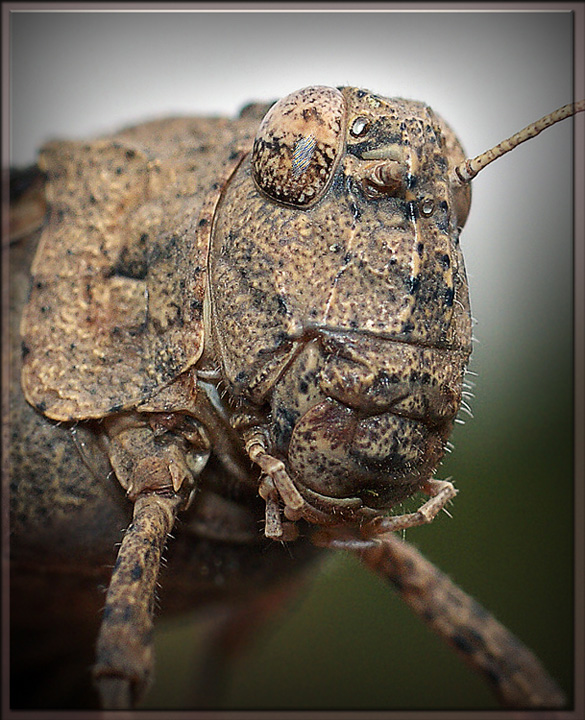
[93,491,182,708]
[92,413,207,708]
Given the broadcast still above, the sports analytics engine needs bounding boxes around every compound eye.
[251,86,345,207]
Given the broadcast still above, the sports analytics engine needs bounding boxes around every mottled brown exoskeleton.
[9,86,583,710]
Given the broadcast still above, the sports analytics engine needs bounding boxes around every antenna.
[453,100,585,184]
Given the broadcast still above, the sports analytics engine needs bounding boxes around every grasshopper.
[8,86,583,710]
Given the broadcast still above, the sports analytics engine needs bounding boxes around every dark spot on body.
[444,287,454,307]
[451,632,474,656]
[131,563,143,581]
[391,574,404,591]
[467,627,486,646]
[128,324,147,338]
[198,217,208,227]
[349,131,402,159]
[302,106,319,122]
[484,666,503,689]
[251,287,267,308]
[273,330,291,346]
[272,405,300,449]
[435,213,449,234]
[352,445,406,476]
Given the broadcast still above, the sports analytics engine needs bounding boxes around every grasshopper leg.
[92,492,182,709]
[312,528,566,708]
[358,535,566,709]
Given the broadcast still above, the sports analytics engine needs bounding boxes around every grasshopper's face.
[209,86,473,516]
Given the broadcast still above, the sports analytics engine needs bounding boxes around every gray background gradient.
[9,7,577,710]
